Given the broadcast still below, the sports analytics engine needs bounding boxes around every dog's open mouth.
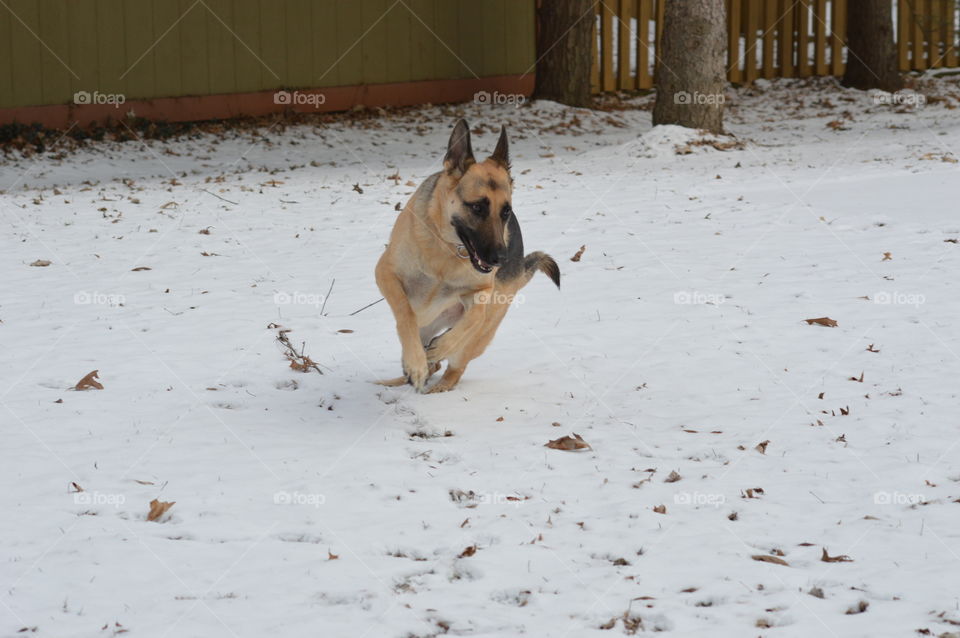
[457,234,494,274]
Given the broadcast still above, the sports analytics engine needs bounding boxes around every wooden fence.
[591,0,960,92]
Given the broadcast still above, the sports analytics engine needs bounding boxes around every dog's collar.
[455,244,470,259]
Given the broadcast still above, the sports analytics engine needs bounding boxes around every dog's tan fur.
[375,119,559,393]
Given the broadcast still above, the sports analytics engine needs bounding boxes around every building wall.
[0,0,536,110]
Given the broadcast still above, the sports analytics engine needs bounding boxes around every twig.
[320,278,335,315]
[349,297,384,316]
[200,188,238,205]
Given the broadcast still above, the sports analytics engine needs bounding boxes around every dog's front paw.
[402,349,430,392]
[426,334,453,364]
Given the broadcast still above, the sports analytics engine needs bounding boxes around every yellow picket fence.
[591,0,959,92]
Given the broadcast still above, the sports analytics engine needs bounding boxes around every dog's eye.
[500,205,511,220]
[467,201,486,217]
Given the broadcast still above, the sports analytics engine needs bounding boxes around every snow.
[2,77,960,637]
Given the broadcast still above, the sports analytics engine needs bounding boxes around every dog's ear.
[443,119,475,176]
[489,126,510,173]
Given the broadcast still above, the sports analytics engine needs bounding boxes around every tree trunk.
[652,0,727,134]
[534,0,594,107]
[842,0,903,92]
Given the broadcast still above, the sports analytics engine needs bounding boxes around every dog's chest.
[401,270,471,323]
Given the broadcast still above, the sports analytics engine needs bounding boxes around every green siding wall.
[0,0,536,109]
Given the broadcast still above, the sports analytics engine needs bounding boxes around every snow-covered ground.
[3,77,960,638]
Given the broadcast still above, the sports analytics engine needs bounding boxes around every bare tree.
[842,0,903,92]
[652,0,727,134]
[534,0,594,107]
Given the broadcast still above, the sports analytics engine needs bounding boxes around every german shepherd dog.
[375,119,560,393]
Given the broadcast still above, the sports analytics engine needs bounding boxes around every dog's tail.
[523,251,561,289]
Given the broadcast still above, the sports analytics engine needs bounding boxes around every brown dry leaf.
[882,252,892,261]
[459,545,477,558]
[752,554,789,566]
[327,549,339,560]
[131,266,152,271]
[545,433,591,451]
[866,343,880,353]
[821,548,853,563]
[755,440,770,454]
[134,479,154,485]
[30,259,52,267]
[570,245,586,262]
[352,183,364,194]
[652,504,667,514]
[664,470,682,483]
[337,329,354,333]
[147,499,175,522]
[496,416,504,422]
[70,482,84,493]
[75,370,104,391]
[198,227,212,235]
[805,317,838,327]
[849,372,864,382]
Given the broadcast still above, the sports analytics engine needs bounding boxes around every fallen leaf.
[808,586,825,598]
[805,317,838,327]
[30,259,51,267]
[846,600,869,614]
[70,482,83,493]
[755,440,770,454]
[337,329,354,333]
[131,266,152,271]
[652,504,667,514]
[459,545,477,558]
[752,554,789,566]
[882,252,892,261]
[545,433,591,451]
[821,548,853,562]
[328,549,339,560]
[147,499,175,522]
[352,183,364,194]
[664,470,681,483]
[134,479,154,485]
[866,344,879,353]
[75,370,104,391]
[849,371,864,382]
[570,245,586,262]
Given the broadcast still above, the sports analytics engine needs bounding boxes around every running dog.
[375,119,560,393]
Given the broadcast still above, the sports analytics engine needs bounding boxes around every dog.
[375,119,560,393]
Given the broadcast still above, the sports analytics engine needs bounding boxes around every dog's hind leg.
[426,295,513,393]
[376,362,440,387]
